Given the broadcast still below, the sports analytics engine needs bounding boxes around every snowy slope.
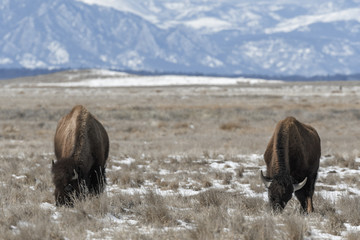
[1,0,360,77]
[77,0,360,33]
[34,70,281,87]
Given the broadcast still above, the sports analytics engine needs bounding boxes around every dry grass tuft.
[313,194,345,236]
[74,194,109,217]
[1,205,64,240]
[282,214,307,240]
[250,180,264,194]
[326,211,346,236]
[313,194,336,216]
[337,196,360,225]
[189,206,229,240]
[197,189,225,208]
[322,154,359,169]
[346,232,360,240]
[108,193,142,217]
[244,215,277,240]
[322,172,341,185]
[213,171,233,185]
[235,165,245,178]
[220,122,243,131]
[139,191,174,226]
[229,212,246,235]
[240,196,266,215]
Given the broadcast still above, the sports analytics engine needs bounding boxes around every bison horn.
[260,170,272,188]
[293,177,307,192]
[72,169,78,180]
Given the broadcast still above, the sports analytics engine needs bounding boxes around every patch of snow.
[36,74,281,88]
[119,51,144,69]
[105,213,123,224]
[76,0,159,25]
[164,2,185,10]
[100,55,108,62]
[48,41,69,65]
[310,229,343,240]
[0,57,12,64]
[184,17,232,32]
[344,223,360,233]
[109,165,122,171]
[265,8,360,34]
[86,230,95,240]
[89,69,129,77]
[322,43,354,57]
[11,174,26,180]
[19,53,46,69]
[177,188,205,197]
[177,219,194,230]
[201,55,224,68]
[40,202,56,211]
[159,169,170,175]
[210,161,241,173]
[237,154,263,162]
[115,157,136,166]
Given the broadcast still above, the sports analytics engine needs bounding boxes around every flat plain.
[1,71,360,239]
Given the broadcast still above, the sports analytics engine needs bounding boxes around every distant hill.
[0,69,64,80]
[1,68,359,81]
[1,0,360,77]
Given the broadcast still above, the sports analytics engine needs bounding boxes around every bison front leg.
[295,174,316,213]
[295,191,314,213]
[89,165,106,194]
[294,190,307,213]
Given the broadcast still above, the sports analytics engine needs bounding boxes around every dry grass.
[1,75,360,239]
[314,194,337,216]
[189,206,230,240]
[244,215,277,240]
[220,121,243,131]
[326,211,346,236]
[197,189,226,208]
[337,196,360,225]
[139,191,175,226]
[346,232,360,240]
[321,154,359,169]
[283,214,307,240]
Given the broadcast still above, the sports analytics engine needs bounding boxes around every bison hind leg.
[89,165,106,195]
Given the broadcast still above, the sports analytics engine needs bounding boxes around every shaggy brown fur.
[261,116,321,213]
[52,105,109,206]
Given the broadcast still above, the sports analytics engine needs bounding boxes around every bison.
[261,116,320,213]
[51,105,109,206]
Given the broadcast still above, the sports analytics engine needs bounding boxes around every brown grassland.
[0,71,360,239]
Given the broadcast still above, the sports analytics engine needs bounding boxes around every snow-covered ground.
[35,153,360,239]
[1,72,360,239]
[26,70,360,100]
[35,70,282,87]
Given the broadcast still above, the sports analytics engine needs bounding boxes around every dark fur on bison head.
[261,171,307,212]
[51,158,83,207]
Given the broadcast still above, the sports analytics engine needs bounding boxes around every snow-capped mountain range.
[1,0,360,77]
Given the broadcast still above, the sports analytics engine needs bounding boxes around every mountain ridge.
[1,0,360,77]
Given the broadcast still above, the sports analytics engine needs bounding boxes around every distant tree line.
[0,68,359,81]
[0,68,65,80]
[109,69,360,81]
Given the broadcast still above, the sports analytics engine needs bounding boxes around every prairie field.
[1,71,360,239]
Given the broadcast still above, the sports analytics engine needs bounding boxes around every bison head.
[51,159,83,206]
[260,170,307,212]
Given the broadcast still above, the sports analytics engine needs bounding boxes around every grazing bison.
[52,105,109,206]
[261,116,320,213]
